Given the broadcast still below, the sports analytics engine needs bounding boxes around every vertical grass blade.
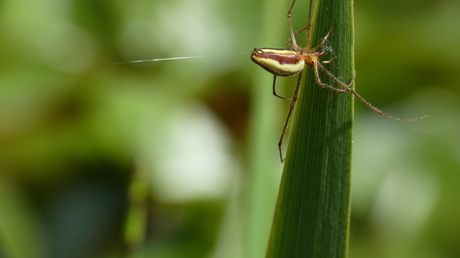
[245,0,287,257]
[266,0,355,257]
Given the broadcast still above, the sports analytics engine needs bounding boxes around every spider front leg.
[287,0,299,47]
[309,27,333,52]
[286,0,314,48]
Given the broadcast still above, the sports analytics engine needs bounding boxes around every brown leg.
[272,75,292,100]
[278,70,303,162]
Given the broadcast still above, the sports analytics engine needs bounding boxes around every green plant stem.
[266,0,355,256]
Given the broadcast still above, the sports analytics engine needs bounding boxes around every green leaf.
[266,0,355,257]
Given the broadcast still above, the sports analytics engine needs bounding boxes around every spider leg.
[287,0,314,48]
[309,26,332,52]
[313,61,349,93]
[278,70,303,162]
[317,62,355,90]
[286,26,310,47]
[346,86,428,121]
[272,75,292,100]
[322,56,336,64]
[287,0,299,47]
[317,63,428,121]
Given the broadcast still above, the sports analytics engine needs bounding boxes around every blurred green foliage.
[0,0,459,257]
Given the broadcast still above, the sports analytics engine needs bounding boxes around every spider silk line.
[112,52,249,65]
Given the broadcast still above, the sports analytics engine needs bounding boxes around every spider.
[251,0,428,162]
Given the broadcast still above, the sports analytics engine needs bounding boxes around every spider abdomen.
[251,48,305,77]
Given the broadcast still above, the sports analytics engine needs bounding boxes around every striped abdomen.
[251,48,305,77]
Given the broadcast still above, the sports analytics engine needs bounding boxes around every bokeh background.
[0,0,459,257]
